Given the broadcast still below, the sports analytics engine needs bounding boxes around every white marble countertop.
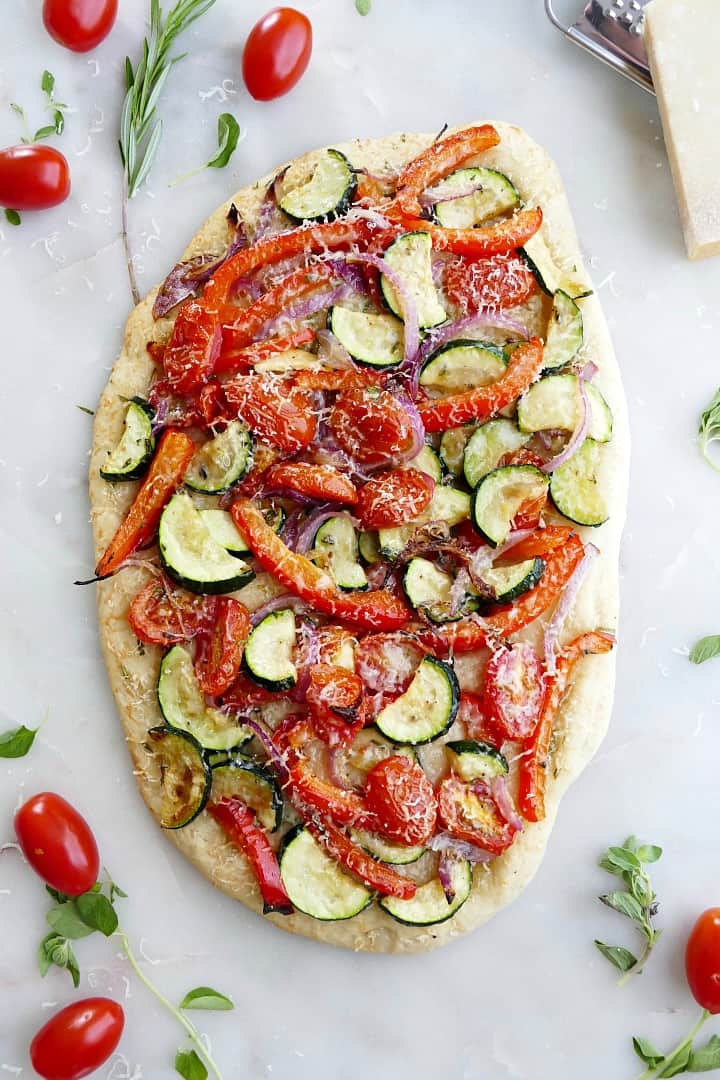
[3,1,720,1077]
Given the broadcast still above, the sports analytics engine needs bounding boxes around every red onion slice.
[437,852,457,903]
[243,717,292,789]
[289,619,320,703]
[295,508,359,555]
[490,776,523,833]
[389,393,426,466]
[427,833,495,864]
[541,363,599,474]
[250,595,308,626]
[262,284,354,339]
[420,178,485,208]
[316,329,356,371]
[543,542,599,674]
[467,528,535,580]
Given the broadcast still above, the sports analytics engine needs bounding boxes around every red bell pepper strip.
[128,575,217,646]
[203,219,397,307]
[263,462,358,505]
[215,328,315,375]
[194,597,251,696]
[399,207,543,260]
[502,525,575,562]
[219,264,340,351]
[418,337,544,433]
[292,369,372,392]
[231,498,411,631]
[95,430,196,578]
[163,300,222,395]
[518,630,615,823]
[418,534,585,654]
[394,124,501,218]
[306,818,417,900]
[209,797,293,915]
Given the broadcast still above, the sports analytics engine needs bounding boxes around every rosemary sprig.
[594,835,663,985]
[119,0,218,303]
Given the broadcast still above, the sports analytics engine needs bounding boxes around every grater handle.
[544,0,654,94]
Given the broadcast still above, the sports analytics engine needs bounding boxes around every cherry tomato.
[365,755,437,846]
[194,597,251,696]
[316,624,357,668]
[242,7,312,101]
[129,576,217,646]
[307,664,365,747]
[329,387,418,468]
[686,909,720,1014]
[30,998,124,1080]
[14,793,99,897]
[163,300,222,396]
[357,468,435,529]
[264,462,358,505]
[457,690,506,747]
[444,254,537,313]
[0,145,70,211]
[483,641,545,740]
[224,375,318,454]
[43,0,118,51]
[355,632,425,695]
[437,776,518,855]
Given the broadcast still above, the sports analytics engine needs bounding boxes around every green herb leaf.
[46,901,96,940]
[4,209,21,226]
[206,113,240,170]
[606,846,642,872]
[53,110,65,135]
[76,405,95,416]
[594,940,637,973]
[179,986,234,1011]
[689,1034,720,1072]
[46,886,70,904]
[41,70,55,95]
[175,1048,208,1080]
[33,124,57,142]
[38,933,81,987]
[699,388,720,473]
[689,636,720,665]
[0,724,37,758]
[659,1042,693,1078]
[637,844,663,865]
[10,102,25,120]
[600,891,644,922]
[633,1037,665,1068]
[75,891,119,937]
[355,0,372,15]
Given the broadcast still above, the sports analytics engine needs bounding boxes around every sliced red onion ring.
[261,284,354,339]
[289,619,319,703]
[243,717,292,789]
[427,833,495,864]
[467,528,535,580]
[250,594,308,626]
[543,542,599,674]
[344,253,420,366]
[420,178,485,208]
[490,776,523,833]
[295,507,359,555]
[541,364,597,474]
[316,329,356,370]
[437,852,457,903]
[153,211,249,318]
[390,393,426,466]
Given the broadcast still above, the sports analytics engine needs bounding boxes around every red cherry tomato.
[329,387,418,469]
[43,0,118,52]
[242,7,312,101]
[129,576,218,647]
[355,632,425,695]
[357,468,435,529]
[483,641,545,740]
[307,664,365,748]
[14,793,99,897]
[224,374,317,454]
[437,776,518,855]
[444,254,537,313]
[365,755,437,846]
[686,908,720,1014]
[0,146,70,211]
[30,998,124,1080]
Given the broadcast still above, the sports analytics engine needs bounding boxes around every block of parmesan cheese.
[645,0,720,260]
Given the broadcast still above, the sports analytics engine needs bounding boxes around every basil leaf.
[594,940,637,972]
[690,636,720,665]
[42,70,55,95]
[207,113,240,170]
[636,844,663,865]
[355,0,371,13]
[600,891,644,922]
[689,1035,720,1072]
[4,209,21,226]
[179,986,234,1011]
[33,124,57,142]
[623,836,639,852]
[0,724,37,758]
[47,901,95,940]
[633,1037,665,1069]
[46,886,70,904]
[75,891,118,937]
[175,1048,208,1080]
[53,110,65,135]
[660,1042,692,1078]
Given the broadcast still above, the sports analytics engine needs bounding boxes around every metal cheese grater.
[545,0,655,94]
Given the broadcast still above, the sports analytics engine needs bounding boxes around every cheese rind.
[645,0,720,260]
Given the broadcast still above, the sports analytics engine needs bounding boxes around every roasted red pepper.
[194,597,251,696]
[418,337,545,433]
[163,300,222,395]
[209,797,293,915]
[518,630,615,823]
[394,125,501,218]
[306,818,417,900]
[215,328,315,375]
[263,462,358,505]
[95,430,195,578]
[231,498,411,632]
[402,208,543,260]
[497,524,575,562]
[219,264,339,351]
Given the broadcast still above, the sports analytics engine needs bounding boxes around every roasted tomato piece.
[364,755,437,846]
[224,374,318,454]
[444,254,537,312]
[194,597,251,696]
[357,467,434,529]
[307,664,366,747]
[355,632,425,695]
[129,576,217,646]
[483,641,545,741]
[437,776,518,855]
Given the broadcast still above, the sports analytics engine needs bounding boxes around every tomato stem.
[121,175,140,307]
[116,929,225,1079]
[633,1008,710,1080]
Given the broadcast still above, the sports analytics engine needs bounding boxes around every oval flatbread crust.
[89,123,629,953]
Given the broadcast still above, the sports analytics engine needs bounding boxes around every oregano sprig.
[594,835,663,985]
[633,1012,720,1079]
[10,70,68,145]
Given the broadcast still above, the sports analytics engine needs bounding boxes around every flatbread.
[89,123,629,953]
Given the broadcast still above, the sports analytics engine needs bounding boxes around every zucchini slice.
[159,493,256,595]
[520,232,592,299]
[517,374,612,443]
[279,825,373,921]
[100,397,155,482]
[313,515,368,591]
[378,486,470,559]
[147,726,211,830]
[402,557,476,623]
[243,609,297,691]
[253,348,323,374]
[477,557,545,603]
[351,828,425,865]
[439,425,475,478]
[380,859,472,926]
[329,306,404,369]
[277,149,357,222]
[158,645,253,751]
[445,739,509,782]
[405,443,443,482]
[420,340,506,394]
[358,530,381,564]
[431,167,520,228]
[185,421,253,495]
[550,437,609,527]
[543,289,583,370]
[375,656,459,745]
[471,465,550,548]
[381,231,447,329]
[211,757,283,832]
[198,504,285,557]
[463,419,529,489]
[337,728,416,789]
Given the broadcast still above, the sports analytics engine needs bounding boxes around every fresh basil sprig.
[689,636,720,665]
[699,388,720,473]
[0,724,37,758]
[170,113,241,186]
[595,836,662,984]
[176,1048,208,1080]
